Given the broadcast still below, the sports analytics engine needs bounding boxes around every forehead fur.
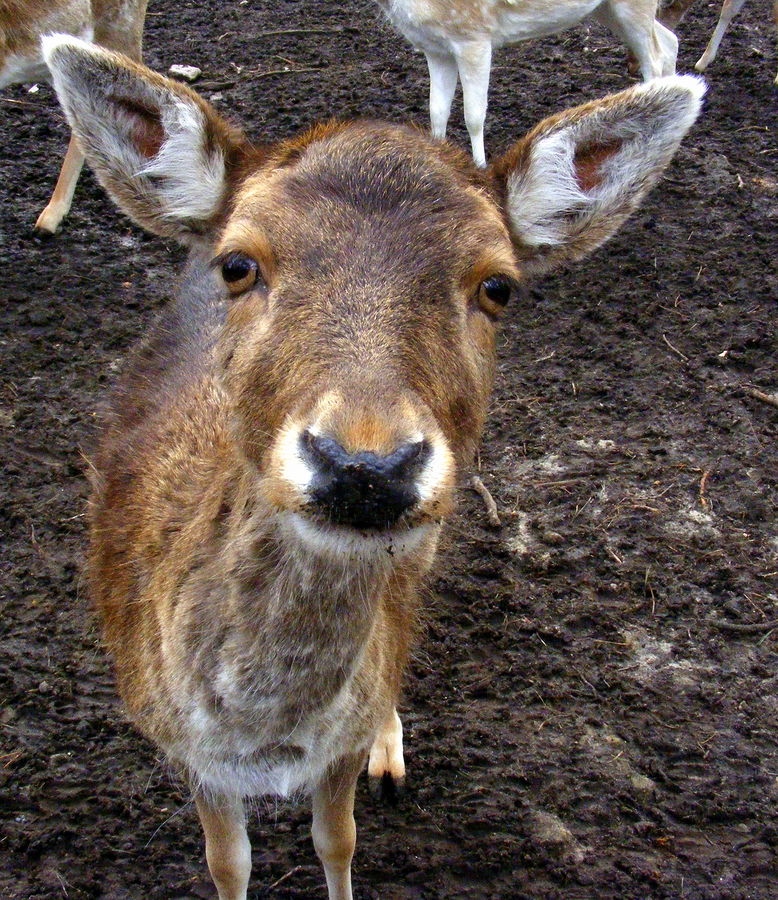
[225,122,513,280]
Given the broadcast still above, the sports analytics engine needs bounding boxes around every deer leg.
[599,2,675,80]
[655,20,680,76]
[34,133,85,234]
[367,707,405,800]
[194,790,252,900]
[311,753,364,900]
[426,51,458,141]
[695,0,748,71]
[453,40,492,168]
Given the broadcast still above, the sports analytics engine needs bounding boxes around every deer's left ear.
[42,34,250,242]
[490,76,705,277]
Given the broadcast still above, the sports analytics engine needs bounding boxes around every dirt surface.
[1,1,777,898]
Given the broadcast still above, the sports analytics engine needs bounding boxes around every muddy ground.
[1,1,777,898]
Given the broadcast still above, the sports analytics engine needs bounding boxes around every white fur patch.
[139,98,226,223]
[506,128,591,247]
[277,422,314,495]
[283,512,437,560]
[415,435,452,505]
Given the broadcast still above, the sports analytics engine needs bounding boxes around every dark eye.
[477,275,514,317]
[220,251,259,295]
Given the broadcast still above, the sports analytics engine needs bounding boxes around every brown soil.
[1,1,776,898]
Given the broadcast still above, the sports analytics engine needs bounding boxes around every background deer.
[641,0,778,82]
[692,0,778,82]
[43,33,703,900]
[374,0,679,167]
[0,0,147,232]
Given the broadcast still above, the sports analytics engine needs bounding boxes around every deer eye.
[219,252,259,295]
[477,275,514,317]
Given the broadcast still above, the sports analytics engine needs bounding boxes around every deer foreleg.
[695,0,748,71]
[426,52,458,140]
[34,133,84,234]
[194,790,252,900]
[454,40,492,168]
[311,753,364,900]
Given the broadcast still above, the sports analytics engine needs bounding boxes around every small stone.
[168,64,202,83]
[630,774,656,794]
[38,680,51,694]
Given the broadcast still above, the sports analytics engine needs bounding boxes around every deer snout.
[301,431,430,530]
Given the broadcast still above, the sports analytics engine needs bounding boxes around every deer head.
[43,35,703,561]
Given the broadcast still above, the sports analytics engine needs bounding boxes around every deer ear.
[42,34,249,242]
[490,76,705,277]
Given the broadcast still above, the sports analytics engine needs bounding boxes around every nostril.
[301,430,350,472]
[383,440,429,479]
[300,433,429,478]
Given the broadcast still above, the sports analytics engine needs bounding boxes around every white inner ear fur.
[506,129,592,248]
[506,75,706,249]
[42,34,226,228]
[139,98,226,223]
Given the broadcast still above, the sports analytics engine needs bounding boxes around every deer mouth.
[282,509,439,559]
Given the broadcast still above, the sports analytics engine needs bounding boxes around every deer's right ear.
[490,76,705,278]
[42,34,248,241]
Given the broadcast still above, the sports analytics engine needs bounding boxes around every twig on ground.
[699,469,711,508]
[268,866,303,891]
[469,475,501,527]
[743,387,778,410]
[0,750,23,768]
[251,26,350,37]
[662,333,689,361]
[711,618,778,634]
[243,65,337,78]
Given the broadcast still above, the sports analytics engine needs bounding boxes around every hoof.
[34,208,63,235]
[368,771,405,805]
[33,224,57,239]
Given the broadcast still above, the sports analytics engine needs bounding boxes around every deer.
[0,0,147,232]
[42,32,703,900]
[691,0,778,82]
[374,0,680,167]
[637,1,777,83]
[627,0,695,72]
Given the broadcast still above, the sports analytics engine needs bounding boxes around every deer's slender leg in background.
[34,133,85,234]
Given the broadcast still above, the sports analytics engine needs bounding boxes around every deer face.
[213,126,517,551]
[43,35,704,555]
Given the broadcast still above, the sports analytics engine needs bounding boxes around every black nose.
[300,431,430,530]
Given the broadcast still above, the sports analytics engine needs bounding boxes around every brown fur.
[44,39,700,898]
[86,119,516,784]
